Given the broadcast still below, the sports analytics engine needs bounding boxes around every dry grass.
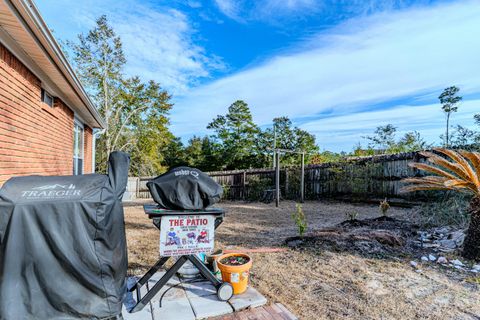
[124,200,480,320]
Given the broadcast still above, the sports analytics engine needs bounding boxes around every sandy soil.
[124,200,480,320]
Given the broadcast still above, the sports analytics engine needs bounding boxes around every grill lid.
[147,166,223,210]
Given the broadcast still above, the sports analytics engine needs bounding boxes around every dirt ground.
[124,200,480,320]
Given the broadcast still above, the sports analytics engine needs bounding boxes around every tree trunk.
[462,196,480,261]
[445,114,450,147]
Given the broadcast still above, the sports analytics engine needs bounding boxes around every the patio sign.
[159,215,215,256]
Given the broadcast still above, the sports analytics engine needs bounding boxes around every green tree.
[310,150,344,164]
[207,100,260,169]
[351,142,375,156]
[198,136,223,171]
[449,125,478,149]
[475,114,480,126]
[69,15,172,175]
[184,136,205,168]
[365,124,397,151]
[363,125,428,154]
[162,137,188,169]
[439,86,462,147]
[395,131,429,152]
[258,117,319,166]
[163,135,223,171]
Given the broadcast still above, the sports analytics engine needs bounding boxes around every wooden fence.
[125,151,427,202]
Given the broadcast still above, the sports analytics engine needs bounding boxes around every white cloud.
[171,1,480,151]
[256,0,322,16]
[111,6,225,93]
[213,0,431,24]
[38,0,224,94]
[214,0,321,23]
[301,100,480,152]
[214,0,244,22]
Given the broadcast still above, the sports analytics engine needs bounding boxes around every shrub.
[221,184,231,200]
[246,176,272,201]
[345,211,359,221]
[292,203,307,236]
[379,198,390,216]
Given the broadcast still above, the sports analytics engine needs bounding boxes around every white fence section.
[122,177,139,201]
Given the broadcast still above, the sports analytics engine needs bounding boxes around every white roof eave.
[0,0,105,129]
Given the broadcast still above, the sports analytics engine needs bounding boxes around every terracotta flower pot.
[216,253,252,295]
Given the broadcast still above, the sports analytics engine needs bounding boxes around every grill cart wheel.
[217,282,234,301]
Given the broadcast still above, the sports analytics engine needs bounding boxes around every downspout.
[92,129,105,173]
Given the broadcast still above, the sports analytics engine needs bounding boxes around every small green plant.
[291,203,307,236]
[345,211,359,221]
[379,198,390,216]
[466,276,480,285]
[221,184,231,200]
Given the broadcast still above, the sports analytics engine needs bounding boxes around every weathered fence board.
[123,177,138,201]
[127,151,427,201]
[136,176,152,199]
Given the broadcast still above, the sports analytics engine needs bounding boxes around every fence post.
[242,171,246,200]
[136,177,140,199]
[285,168,289,199]
[301,152,305,203]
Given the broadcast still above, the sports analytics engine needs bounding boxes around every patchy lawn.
[124,200,480,320]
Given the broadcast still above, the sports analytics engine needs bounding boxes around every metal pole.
[275,150,280,207]
[300,152,305,203]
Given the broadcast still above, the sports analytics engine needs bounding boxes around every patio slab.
[123,271,268,320]
[188,294,233,319]
[151,294,195,320]
[182,281,217,298]
[122,303,154,320]
[123,277,154,320]
[228,287,268,311]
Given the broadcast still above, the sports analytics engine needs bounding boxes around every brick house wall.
[0,42,93,185]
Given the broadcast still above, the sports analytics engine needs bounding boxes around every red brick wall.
[0,42,93,185]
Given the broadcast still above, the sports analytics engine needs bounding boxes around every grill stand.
[129,210,233,313]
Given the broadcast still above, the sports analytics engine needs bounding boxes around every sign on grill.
[159,215,215,257]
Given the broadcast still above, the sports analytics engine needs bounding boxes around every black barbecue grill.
[0,160,228,318]
[129,205,233,312]
[0,152,130,320]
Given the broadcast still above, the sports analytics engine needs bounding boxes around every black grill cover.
[147,166,222,210]
[0,152,130,320]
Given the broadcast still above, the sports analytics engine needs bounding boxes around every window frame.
[41,88,54,108]
[73,118,84,175]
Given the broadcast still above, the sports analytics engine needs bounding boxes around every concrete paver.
[122,271,268,320]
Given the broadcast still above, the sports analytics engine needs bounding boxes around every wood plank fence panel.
[128,151,429,201]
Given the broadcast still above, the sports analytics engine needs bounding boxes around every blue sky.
[37,0,480,152]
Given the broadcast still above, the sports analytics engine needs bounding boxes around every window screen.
[41,89,54,107]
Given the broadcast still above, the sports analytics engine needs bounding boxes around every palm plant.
[402,148,480,261]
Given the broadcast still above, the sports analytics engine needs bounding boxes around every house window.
[41,88,54,107]
[73,120,84,175]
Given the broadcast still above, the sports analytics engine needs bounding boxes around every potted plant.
[216,253,252,294]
